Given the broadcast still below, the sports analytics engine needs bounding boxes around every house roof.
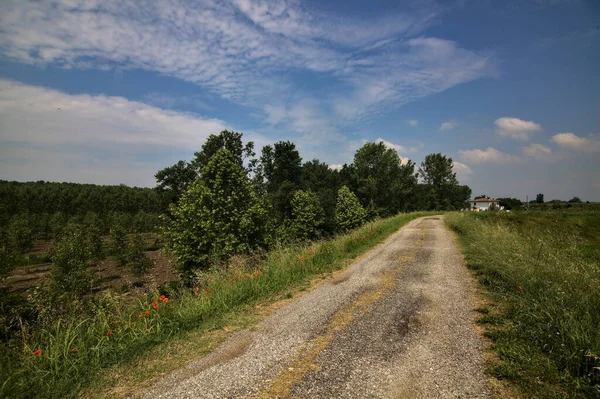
[472,198,499,203]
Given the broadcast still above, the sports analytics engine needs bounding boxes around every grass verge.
[446,211,600,398]
[1,211,434,399]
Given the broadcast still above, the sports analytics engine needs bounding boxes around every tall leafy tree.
[536,193,545,204]
[162,149,266,273]
[155,160,196,202]
[190,130,255,174]
[352,142,416,216]
[257,141,303,223]
[301,160,342,234]
[418,153,468,210]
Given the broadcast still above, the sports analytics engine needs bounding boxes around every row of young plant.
[0,210,161,271]
[1,210,432,398]
[446,211,600,398]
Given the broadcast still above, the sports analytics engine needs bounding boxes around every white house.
[471,198,502,211]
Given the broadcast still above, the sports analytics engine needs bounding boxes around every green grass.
[446,211,600,398]
[0,211,435,399]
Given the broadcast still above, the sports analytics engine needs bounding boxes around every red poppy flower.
[144,310,150,315]
[33,349,42,356]
[138,314,144,319]
[159,295,166,301]
[106,331,113,336]
[194,286,199,291]
[71,347,79,352]
[163,297,169,303]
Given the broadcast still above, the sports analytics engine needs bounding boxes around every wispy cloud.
[440,121,458,130]
[522,143,553,160]
[0,0,497,133]
[495,117,543,140]
[407,119,419,126]
[459,147,519,164]
[550,132,600,153]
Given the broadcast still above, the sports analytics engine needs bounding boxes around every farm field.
[446,210,600,398]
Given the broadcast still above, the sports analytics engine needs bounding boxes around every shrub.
[126,233,154,276]
[290,190,325,241]
[50,224,94,295]
[109,223,128,267]
[335,186,367,231]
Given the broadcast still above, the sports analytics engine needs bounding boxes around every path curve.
[143,216,492,399]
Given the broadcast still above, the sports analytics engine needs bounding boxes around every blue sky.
[0,0,598,201]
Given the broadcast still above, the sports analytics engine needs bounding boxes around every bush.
[109,223,128,268]
[50,224,94,296]
[335,186,367,231]
[126,233,154,276]
[290,190,324,241]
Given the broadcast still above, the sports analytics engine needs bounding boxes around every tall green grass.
[446,211,600,398]
[1,212,434,399]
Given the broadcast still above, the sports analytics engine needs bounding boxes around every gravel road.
[143,216,492,399]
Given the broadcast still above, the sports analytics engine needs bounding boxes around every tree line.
[156,130,471,275]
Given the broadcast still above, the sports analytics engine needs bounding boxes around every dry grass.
[330,270,350,285]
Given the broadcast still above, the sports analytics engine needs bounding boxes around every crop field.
[446,210,600,398]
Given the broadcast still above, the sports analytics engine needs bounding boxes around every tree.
[190,130,255,174]
[290,190,325,241]
[352,142,416,216]
[568,196,582,203]
[474,195,490,200]
[418,153,458,188]
[162,149,266,273]
[256,141,303,224]
[498,197,523,211]
[155,160,197,202]
[50,224,94,295]
[335,186,367,231]
[536,193,544,204]
[300,160,342,234]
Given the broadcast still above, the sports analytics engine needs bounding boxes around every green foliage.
[536,193,544,204]
[162,149,267,272]
[352,141,417,216]
[191,130,255,174]
[497,197,523,211]
[126,233,154,276]
[50,224,94,296]
[290,190,325,241]
[418,153,458,187]
[109,223,128,268]
[154,160,197,202]
[568,196,582,203]
[335,186,367,231]
[300,159,342,234]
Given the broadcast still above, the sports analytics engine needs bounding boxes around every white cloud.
[453,161,473,180]
[550,132,600,153]
[440,121,458,130]
[495,117,543,140]
[407,119,419,126]
[374,138,418,154]
[0,79,228,149]
[522,143,553,160]
[0,0,496,128]
[0,79,249,185]
[458,147,519,164]
[328,164,343,171]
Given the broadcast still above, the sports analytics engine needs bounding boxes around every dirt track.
[143,216,492,398]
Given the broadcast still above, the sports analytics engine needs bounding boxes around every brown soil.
[2,249,178,295]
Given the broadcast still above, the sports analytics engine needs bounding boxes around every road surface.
[143,216,492,399]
